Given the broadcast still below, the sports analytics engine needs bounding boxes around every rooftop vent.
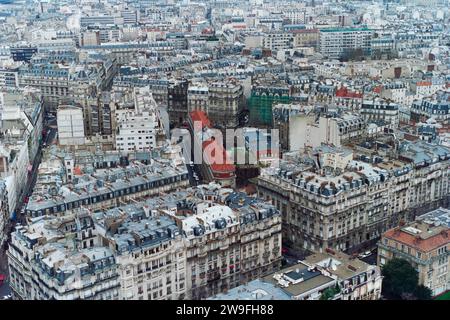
[347,265,357,272]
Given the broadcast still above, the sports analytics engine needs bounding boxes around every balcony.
[197,247,208,258]
[207,271,220,283]
[378,243,427,265]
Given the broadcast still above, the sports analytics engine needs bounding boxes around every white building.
[57,105,86,146]
[361,98,399,127]
[262,32,293,51]
[319,27,373,59]
[0,88,43,238]
[114,87,159,153]
[188,84,209,113]
[7,213,121,300]
[0,181,8,247]
[289,114,365,150]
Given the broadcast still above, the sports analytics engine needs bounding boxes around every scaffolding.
[248,91,291,126]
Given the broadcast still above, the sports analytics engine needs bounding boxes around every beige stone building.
[378,208,450,296]
[256,139,450,254]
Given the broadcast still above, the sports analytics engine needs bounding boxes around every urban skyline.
[0,0,449,305]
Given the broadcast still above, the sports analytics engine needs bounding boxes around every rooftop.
[417,207,450,228]
[209,279,291,300]
[263,262,335,297]
[383,221,449,253]
[303,250,376,280]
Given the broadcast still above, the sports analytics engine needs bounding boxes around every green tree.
[320,284,341,300]
[381,258,430,300]
[414,285,433,300]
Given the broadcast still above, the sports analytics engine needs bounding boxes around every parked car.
[358,251,372,259]
[0,274,6,285]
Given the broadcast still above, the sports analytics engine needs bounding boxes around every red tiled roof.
[373,85,383,94]
[190,110,235,173]
[202,139,235,172]
[335,87,363,98]
[416,81,432,87]
[73,166,82,175]
[384,228,449,252]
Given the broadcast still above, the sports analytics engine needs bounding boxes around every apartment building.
[114,87,160,153]
[319,27,373,59]
[25,146,190,218]
[334,86,363,112]
[113,77,169,109]
[0,60,20,87]
[207,81,244,129]
[283,10,308,24]
[168,78,189,126]
[262,32,293,51]
[0,88,43,237]
[378,207,449,296]
[9,44,38,62]
[159,184,282,299]
[361,98,399,127]
[379,82,409,105]
[18,63,70,110]
[410,79,446,97]
[0,181,9,248]
[10,181,282,300]
[57,105,86,146]
[292,29,319,49]
[94,207,187,300]
[410,92,449,125]
[289,114,366,150]
[256,138,450,254]
[169,203,241,299]
[211,262,336,300]
[272,104,314,152]
[18,54,116,111]
[304,249,382,300]
[80,93,114,139]
[213,234,381,301]
[188,84,209,114]
[7,213,121,300]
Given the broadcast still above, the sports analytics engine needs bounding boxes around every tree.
[320,284,341,300]
[381,258,430,300]
[414,285,433,300]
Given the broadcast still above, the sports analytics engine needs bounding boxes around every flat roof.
[262,262,335,297]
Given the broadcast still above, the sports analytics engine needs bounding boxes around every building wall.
[256,158,450,254]
[116,237,187,300]
[319,29,372,59]
[378,232,449,296]
[57,107,86,146]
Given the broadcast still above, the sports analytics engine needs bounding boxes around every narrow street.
[0,116,57,297]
